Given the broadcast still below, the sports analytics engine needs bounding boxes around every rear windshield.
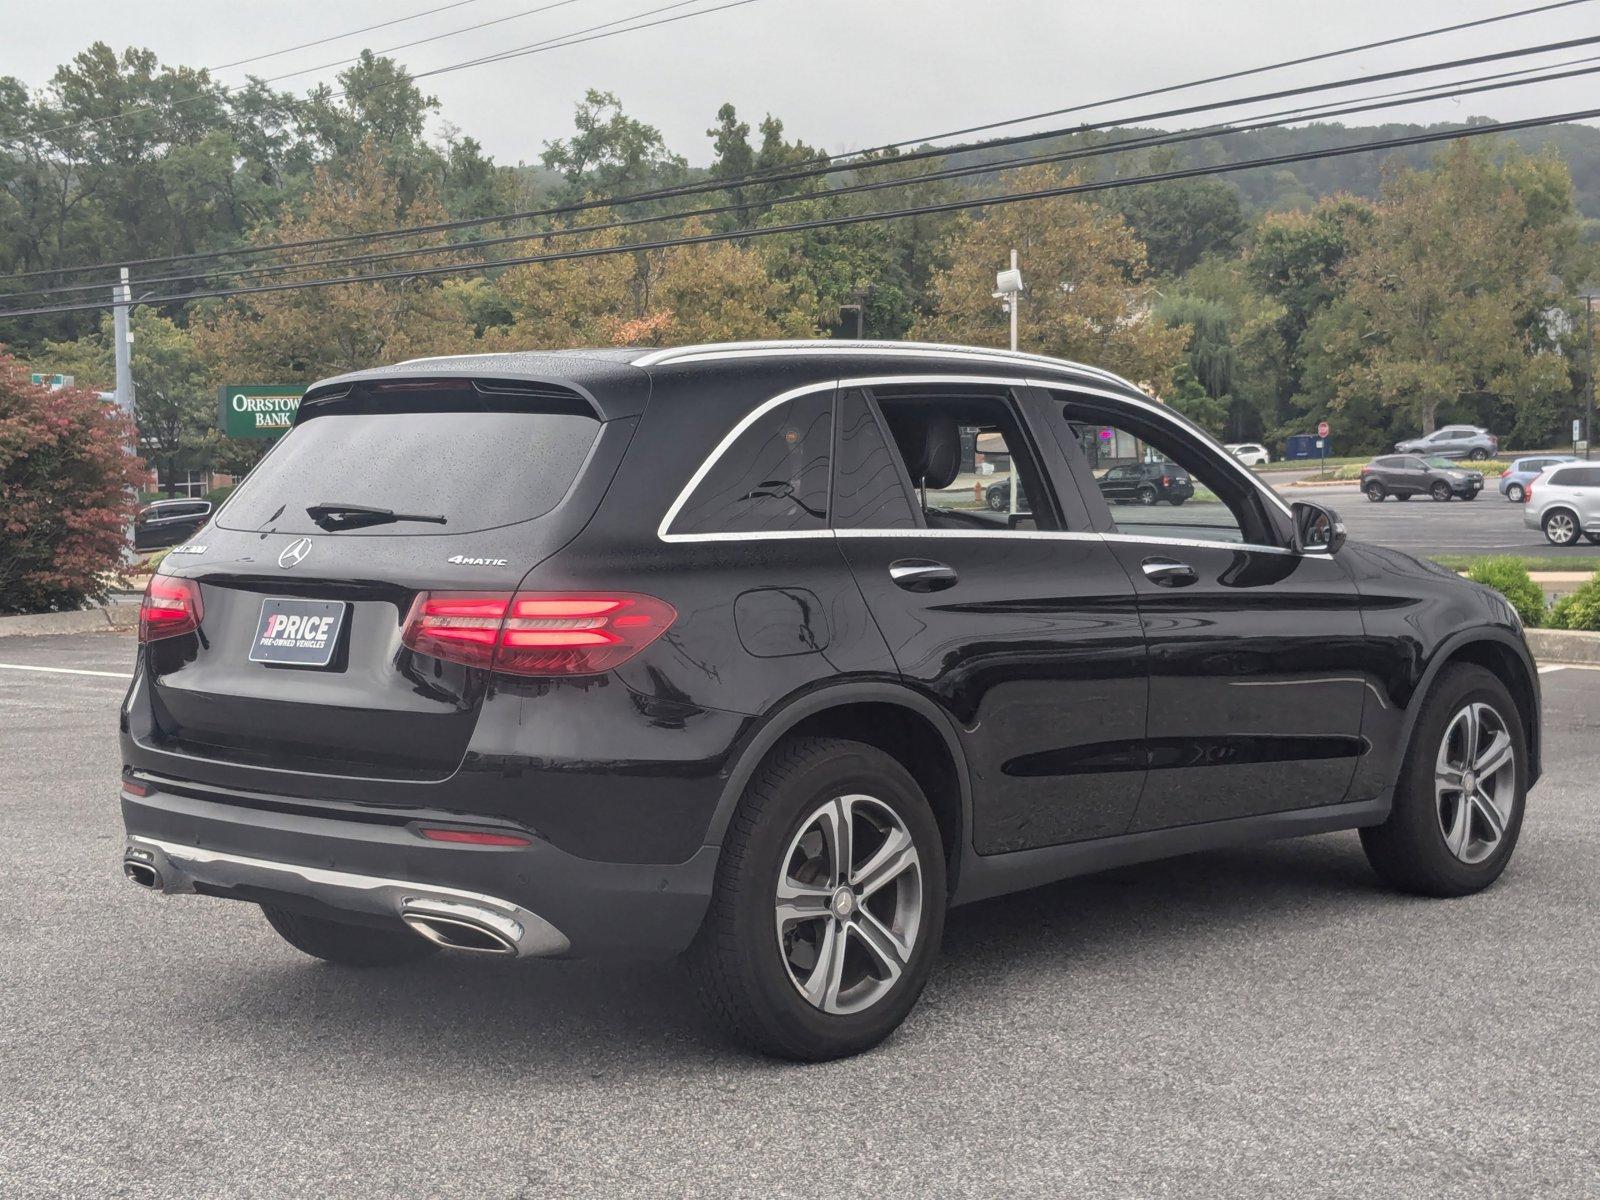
[219,390,599,536]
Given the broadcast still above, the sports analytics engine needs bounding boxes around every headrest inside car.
[888,413,962,491]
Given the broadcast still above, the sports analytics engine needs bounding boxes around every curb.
[0,605,138,638]
[1526,628,1600,666]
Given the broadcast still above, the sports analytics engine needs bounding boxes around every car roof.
[301,341,1147,421]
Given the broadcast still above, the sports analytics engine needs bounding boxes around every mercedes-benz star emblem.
[278,537,313,569]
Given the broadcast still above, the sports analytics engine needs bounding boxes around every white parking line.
[0,662,130,680]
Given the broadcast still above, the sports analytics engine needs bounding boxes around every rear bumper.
[120,778,719,960]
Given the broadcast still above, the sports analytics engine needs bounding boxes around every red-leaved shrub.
[0,352,144,614]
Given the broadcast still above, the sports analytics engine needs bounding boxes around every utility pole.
[1586,291,1596,462]
[993,250,1023,352]
[113,267,134,424]
[113,268,138,561]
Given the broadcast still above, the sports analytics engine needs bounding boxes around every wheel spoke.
[774,878,832,930]
[815,796,853,887]
[1460,705,1480,767]
[1470,789,1507,844]
[849,910,908,986]
[798,918,846,1010]
[852,827,917,898]
[1474,730,1513,781]
[1445,793,1474,858]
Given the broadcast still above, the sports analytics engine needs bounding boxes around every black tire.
[261,905,438,967]
[687,736,946,1061]
[1167,497,1186,506]
[1365,481,1387,502]
[1430,481,1452,501]
[1543,508,1581,546]
[1396,493,1412,502]
[1136,486,1158,506]
[1360,664,1526,897]
[1460,492,1476,502]
[1586,533,1600,546]
[1506,483,1525,503]
[1468,448,1490,461]
[986,487,1006,512]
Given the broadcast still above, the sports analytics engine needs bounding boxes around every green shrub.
[205,484,235,505]
[1547,571,1600,631]
[1465,557,1547,628]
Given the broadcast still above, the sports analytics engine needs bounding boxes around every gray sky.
[2,0,1597,165]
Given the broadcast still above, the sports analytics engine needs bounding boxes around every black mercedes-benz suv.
[121,341,1540,1061]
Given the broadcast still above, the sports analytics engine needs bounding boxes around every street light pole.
[993,250,1023,353]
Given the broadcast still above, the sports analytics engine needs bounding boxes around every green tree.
[40,310,213,492]
[1326,141,1573,440]
[541,90,686,202]
[1113,171,1246,277]
[914,166,1189,390]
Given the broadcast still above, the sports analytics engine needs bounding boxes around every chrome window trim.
[656,370,1307,556]
[658,373,1042,544]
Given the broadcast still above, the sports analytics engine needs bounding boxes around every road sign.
[1317,420,1330,438]
[219,385,302,438]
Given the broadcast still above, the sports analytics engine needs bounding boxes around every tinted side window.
[669,390,832,535]
[831,389,917,530]
[1554,466,1600,487]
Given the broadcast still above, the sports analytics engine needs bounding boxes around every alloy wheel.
[1431,482,1451,501]
[1545,511,1577,545]
[1365,483,1385,502]
[1435,702,1516,865]
[1507,484,1524,502]
[775,794,923,1015]
[1137,487,1158,505]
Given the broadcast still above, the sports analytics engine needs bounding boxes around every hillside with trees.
[2,42,1598,488]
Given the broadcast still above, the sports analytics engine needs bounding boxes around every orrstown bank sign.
[219,385,303,438]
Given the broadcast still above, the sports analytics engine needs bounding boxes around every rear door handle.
[1141,557,1198,587]
[889,559,959,593]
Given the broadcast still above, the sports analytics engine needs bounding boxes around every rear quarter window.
[664,390,832,537]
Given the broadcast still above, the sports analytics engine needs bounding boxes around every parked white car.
[1522,461,1600,545]
[1226,442,1271,467]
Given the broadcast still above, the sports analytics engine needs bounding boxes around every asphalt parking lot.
[2,631,1598,1198]
[1282,483,1600,560]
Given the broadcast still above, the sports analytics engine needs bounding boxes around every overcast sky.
[2,0,1596,165]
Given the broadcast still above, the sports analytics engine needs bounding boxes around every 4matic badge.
[447,554,508,567]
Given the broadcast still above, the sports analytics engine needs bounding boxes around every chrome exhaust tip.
[401,898,521,955]
[123,857,163,890]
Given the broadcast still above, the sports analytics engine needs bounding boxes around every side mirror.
[1292,500,1345,555]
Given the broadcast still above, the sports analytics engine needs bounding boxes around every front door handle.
[1141,557,1198,587]
[889,559,959,593]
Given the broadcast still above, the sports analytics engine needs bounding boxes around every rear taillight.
[1161,475,1172,488]
[417,827,532,847]
[139,576,202,641]
[401,591,676,676]
[1524,482,1533,503]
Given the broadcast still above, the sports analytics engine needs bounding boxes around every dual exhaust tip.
[122,848,533,957]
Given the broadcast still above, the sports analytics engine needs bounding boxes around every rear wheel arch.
[706,685,971,897]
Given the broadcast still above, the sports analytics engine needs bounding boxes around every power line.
[208,0,489,72]
[3,104,1596,321]
[10,23,1598,287]
[14,0,758,147]
[12,53,1599,303]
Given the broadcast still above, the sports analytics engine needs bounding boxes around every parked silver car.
[1393,425,1498,461]
[1522,461,1600,545]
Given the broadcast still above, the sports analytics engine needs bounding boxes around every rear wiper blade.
[305,502,447,530]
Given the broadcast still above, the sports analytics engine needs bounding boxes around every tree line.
[3,43,1599,490]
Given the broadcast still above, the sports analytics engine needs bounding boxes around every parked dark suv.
[1096,460,1194,506]
[133,498,213,551]
[121,342,1540,1061]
